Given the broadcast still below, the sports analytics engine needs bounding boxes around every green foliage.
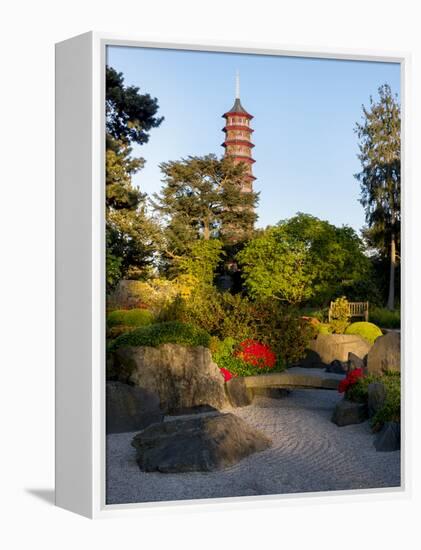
[329,320,350,334]
[106,66,163,146]
[107,308,155,328]
[158,286,314,365]
[253,302,317,365]
[238,213,372,305]
[110,321,211,351]
[212,337,285,377]
[106,66,163,285]
[370,307,400,329]
[177,239,224,286]
[106,250,122,293]
[345,321,383,344]
[317,323,333,335]
[330,296,350,322]
[346,372,400,430]
[152,155,259,266]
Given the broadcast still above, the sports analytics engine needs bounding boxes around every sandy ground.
[106,385,400,504]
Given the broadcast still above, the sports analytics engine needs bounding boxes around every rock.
[374,422,400,452]
[347,352,366,373]
[225,377,253,407]
[106,381,163,433]
[331,399,367,426]
[131,413,271,473]
[367,382,387,418]
[367,332,400,375]
[326,359,347,374]
[306,334,372,366]
[298,348,326,368]
[114,344,230,413]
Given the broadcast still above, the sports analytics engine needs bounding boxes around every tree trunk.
[387,233,396,310]
[203,221,210,240]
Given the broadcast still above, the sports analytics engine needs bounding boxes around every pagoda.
[222,73,256,193]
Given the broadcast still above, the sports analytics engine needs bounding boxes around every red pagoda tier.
[222,92,256,193]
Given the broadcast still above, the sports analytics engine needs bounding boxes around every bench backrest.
[328,301,369,322]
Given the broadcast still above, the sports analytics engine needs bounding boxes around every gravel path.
[106,387,400,504]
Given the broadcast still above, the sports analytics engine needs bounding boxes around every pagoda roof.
[223,98,253,119]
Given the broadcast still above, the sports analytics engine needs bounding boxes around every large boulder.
[307,334,371,366]
[367,332,400,375]
[106,381,163,433]
[114,344,230,413]
[131,413,271,473]
[331,399,367,426]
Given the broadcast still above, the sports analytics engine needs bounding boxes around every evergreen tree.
[105,66,163,287]
[152,154,258,265]
[354,84,400,309]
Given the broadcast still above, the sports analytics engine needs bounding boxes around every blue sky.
[107,46,400,233]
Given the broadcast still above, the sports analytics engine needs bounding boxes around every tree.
[237,213,372,305]
[105,66,164,285]
[355,84,400,310]
[176,239,224,286]
[106,66,164,146]
[152,154,259,258]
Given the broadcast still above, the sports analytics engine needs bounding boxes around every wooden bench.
[328,301,369,323]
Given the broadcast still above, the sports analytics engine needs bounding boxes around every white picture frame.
[55,31,411,519]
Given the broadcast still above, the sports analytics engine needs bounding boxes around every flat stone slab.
[243,367,344,391]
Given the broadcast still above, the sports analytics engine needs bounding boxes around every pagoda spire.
[235,70,240,99]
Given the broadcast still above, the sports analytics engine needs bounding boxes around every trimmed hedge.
[370,307,400,329]
[107,308,155,328]
[109,321,211,351]
[345,321,383,344]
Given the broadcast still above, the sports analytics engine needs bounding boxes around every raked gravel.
[106,385,400,504]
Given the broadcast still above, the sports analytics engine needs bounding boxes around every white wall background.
[1,0,420,547]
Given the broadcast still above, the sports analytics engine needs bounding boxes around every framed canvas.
[55,32,410,518]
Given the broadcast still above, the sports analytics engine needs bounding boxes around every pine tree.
[105,66,163,287]
[354,84,400,310]
[152,154,258,261]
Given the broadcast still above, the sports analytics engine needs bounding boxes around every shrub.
[107,308,155,328]
[345,321,383,344]
[110,278,198,316]
[212,337,284,379]
[253,302,317,365]
[338,368,364,394]
[110,321,211,351]
[329,319,350,334]
[370,307,400,329]
[159,288,315,366]
[330,296,351,322]
[160,286,259,341]
[235,339,277,369]
[316,323,333,335]
[345,371,401,430]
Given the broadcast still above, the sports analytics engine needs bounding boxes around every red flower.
[235,339,276,369]
[338,368,364,393]
[220,367,234,382]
